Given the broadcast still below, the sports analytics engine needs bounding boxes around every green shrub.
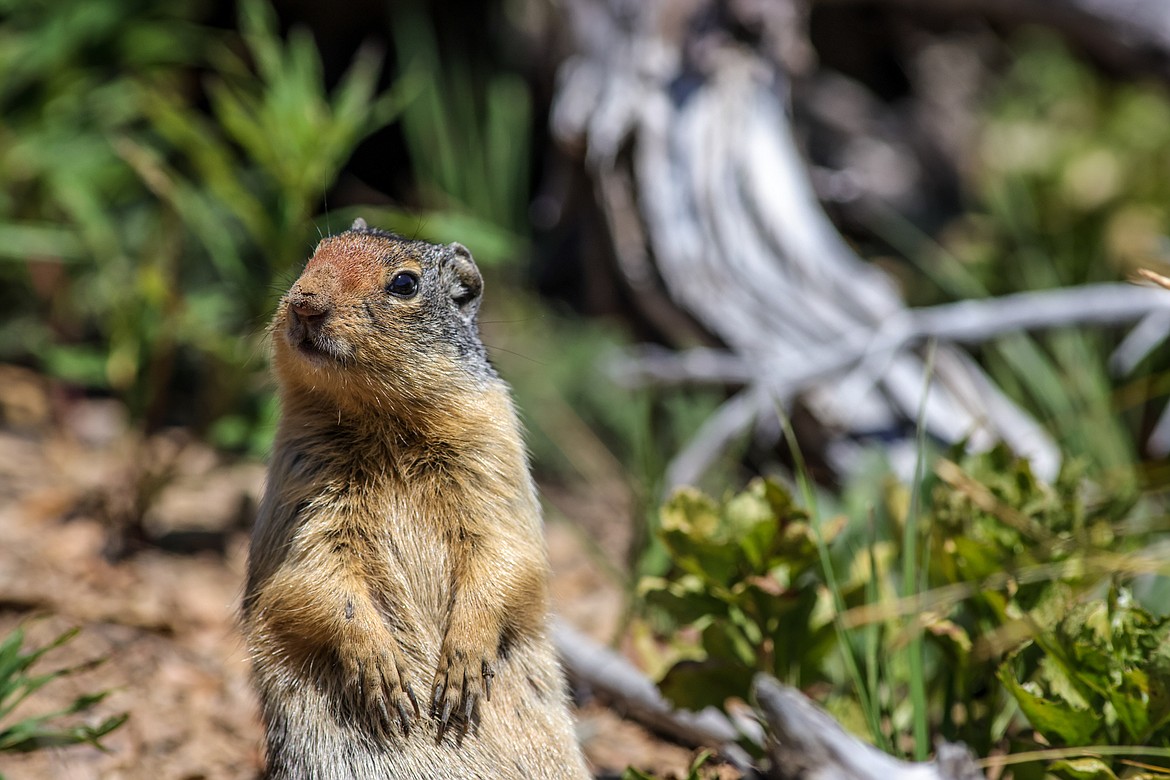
[639,478,845,709]
[999,584,1170,778]
[638,444,1168,766]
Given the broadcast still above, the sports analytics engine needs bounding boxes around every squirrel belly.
[243,222,590,779]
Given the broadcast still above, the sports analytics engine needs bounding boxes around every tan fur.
[244,227,591,779]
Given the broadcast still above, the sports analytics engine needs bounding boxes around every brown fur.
[244,225,591,779]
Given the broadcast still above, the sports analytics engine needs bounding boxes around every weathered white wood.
[753,675,985,780]
[552,0,1063,484]
[551,619,759,772]
[553,618,987,780]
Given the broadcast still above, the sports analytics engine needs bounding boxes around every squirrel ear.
[350,217,368,231]
[446,243,483,314]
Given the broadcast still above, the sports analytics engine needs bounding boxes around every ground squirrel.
[243,221,592,779]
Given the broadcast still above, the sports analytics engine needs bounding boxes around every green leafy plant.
[800,33,1170,761]
[0,0,206,390]
[639,478,845,711]
[158,0,415,288]
[0,625,127,767]
[0,0,411,452]
[998,584,1170,779]
[639,436,1169,766]
[888,447,1145,755]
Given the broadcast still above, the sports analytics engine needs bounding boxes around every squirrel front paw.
[339,639,420,737]
[430,639,495,735]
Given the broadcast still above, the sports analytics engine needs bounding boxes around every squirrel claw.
[396,700,413,736]
[440,696,454,731]
[376,698,391,733]
[430,678,444,716]
[340,642,416,740]
[431,645,492,736]
[462,690,475,722]
[405,681,420,718]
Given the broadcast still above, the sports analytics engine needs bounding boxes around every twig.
[614,283,1170,394]
[646,281,1170,486]
[1137,268,1170,290]
[1109,311,1170,376]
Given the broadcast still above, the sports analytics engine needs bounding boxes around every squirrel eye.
[386,271,419,298]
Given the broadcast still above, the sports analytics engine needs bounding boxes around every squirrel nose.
[290,301,324,320]
[288,293,328,325]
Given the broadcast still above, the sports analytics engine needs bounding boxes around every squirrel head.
[271,220,494,412]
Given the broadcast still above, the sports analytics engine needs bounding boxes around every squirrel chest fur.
[243,222,590,779]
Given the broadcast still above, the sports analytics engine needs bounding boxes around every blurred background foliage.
[0,0,687,475]
[0,0,411,449]
[926,34,1170,496]
[3,0,1170,774]
[852,31,1170,502]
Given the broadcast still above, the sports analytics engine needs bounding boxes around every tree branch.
[612,282,1170,395]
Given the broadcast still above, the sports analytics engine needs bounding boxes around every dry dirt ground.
[0,366,718,780]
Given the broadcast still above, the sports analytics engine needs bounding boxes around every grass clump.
[0,625,126,772]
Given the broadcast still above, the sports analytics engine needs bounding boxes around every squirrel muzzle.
[284,284,344,361]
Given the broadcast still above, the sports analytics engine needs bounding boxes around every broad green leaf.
[640,576,727,627]
[998,664,1101,745]
[1107,671,1150,742]
[702,616,757,669]
[659,489,738,585]
[724,484,777,570]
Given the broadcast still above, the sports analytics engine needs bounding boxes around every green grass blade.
[773,398,890,753]
[902,342,935,761]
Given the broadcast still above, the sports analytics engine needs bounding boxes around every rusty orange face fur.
[271,228,490,412]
